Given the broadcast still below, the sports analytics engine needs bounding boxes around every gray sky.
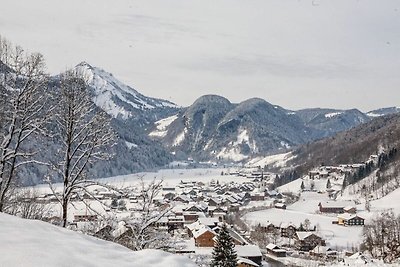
[1,0,399,111]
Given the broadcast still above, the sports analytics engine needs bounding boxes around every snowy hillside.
[0,213,196,267]
[295,108,370,137]
[366,107,400,118]
[75,62,177,120]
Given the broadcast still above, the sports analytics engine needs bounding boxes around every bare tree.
[47,70,115,227]
[362,211,400,262]
[5,188,50,220]
[122,177,172,250]
[0,36,50,211]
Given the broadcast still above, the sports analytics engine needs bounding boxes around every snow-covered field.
[244,192,363,250]
[245,184,400,252]
[33,167,248,194]
[0,212,196,267]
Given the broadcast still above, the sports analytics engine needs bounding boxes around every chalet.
[236,245,263,266]
[266,243,286,257]
[280,222,297,237]
[208,206,227,217]
[187,218,219,237]
[237,257,259,267]
[213,226,248,246]
[163,192,176,201]
[208,197,222,207]
[274,203,286,210]
[318,201,354,214]
[155,216,169,228]
[343,206,357,214]
[94,225,113,240]
[167,215,185,230]
[337,214,365,226]
[310,245,337,258]
[224,196,239,205]
[265,190,283,199]
[259,221,277,232]
[295,232,326,251]
[173,195,191,203]
[250,192,264,201]
[193,226,216,247]
[162,187,176,192]
[228,203,241,212]
[184,203,207,213]
[198,217,220,228]
[183,212,200,223]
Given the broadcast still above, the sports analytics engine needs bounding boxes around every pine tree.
[211,224,238,267]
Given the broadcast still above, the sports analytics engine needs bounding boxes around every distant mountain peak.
[72,63,177,120]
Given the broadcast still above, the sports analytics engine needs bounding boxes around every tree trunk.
[62,198,68,227]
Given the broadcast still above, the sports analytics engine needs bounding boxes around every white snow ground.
[0,212,196,267]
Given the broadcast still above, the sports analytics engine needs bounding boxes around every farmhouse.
[295,232,326,251]
[236,245,263,266]
[337,213,365,226]
[280,222,297,237]
[310,245,337,258]
[237,257,259,267]
[266,243,286,257]
[193,226,216,247]
[318,201,355,214]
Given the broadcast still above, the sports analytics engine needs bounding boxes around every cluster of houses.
[147,179,287,232]
[182,218,263,267]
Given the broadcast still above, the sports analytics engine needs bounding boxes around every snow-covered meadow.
[0,212,196,267]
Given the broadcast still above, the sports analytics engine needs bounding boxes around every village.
[27,159,379,267]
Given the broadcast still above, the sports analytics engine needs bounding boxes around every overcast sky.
[0,0,399,111]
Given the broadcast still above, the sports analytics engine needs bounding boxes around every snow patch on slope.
[125,141,138,149]
[247,152,295,168]
[149,114,178,138]
[366,112,383,117]
[0,213,196,267]
[173,128,187,146]
[217,147,248,162]
[216,129,258,162]
[325,112,342,118]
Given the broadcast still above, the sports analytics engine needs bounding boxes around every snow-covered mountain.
[148,97,387,162]
[74,62,177,121]
[149,95,317,162]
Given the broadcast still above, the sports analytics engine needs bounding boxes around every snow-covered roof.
[198,217,219,226]
[337,213,364,220]
[237,257,259,267]
[235,245,262,257]
[311,245,335,254]
[266,243,280,250]
[192,226,216,239]
[296,231,322,241]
